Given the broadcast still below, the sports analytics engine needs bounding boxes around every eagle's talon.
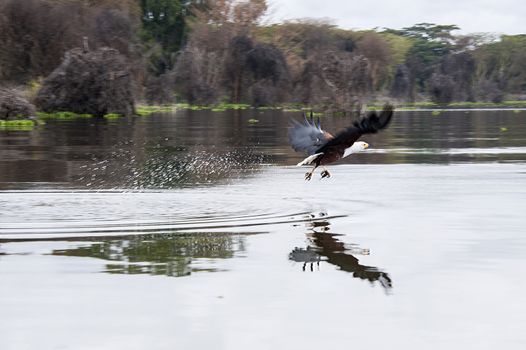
[320,170,331,179]
[305,172,313,181]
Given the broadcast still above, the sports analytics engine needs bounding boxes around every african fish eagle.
[288,104,394,180]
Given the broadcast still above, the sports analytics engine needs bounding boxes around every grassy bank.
[0,119,37,131]
[2,100,524,132]
[390,100,526,110]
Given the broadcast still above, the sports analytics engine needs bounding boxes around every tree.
[385,23,460,97]
[356,31,391,91]
[389,23,460,43]
[139,0,192,74]
[0,0,139,84]
[139,0,194,51]
[223,35,290,105]
[224,35,253,103]
[173,45,221,104]
[428,73,455,104]
[439,52,476,101]
[192,0,267,30]
[171,0,274,104]
[390,64,411,100]
[474,35,526,97]
[36,47,135,116]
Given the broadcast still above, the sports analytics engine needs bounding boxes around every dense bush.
[0,0,524,107]
[35,48,135,117]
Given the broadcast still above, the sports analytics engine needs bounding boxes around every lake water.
[1,109,526,349]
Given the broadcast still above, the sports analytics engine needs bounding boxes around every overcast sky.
[267,0,525,35]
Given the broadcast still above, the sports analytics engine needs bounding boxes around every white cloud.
[266,0,526,35]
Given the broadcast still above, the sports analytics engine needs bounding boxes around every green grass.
[256,106,282,110]
[171,103,208,111]
[103,113,122,120]
[136,105,175,116]
[37,111,94,120]
[209,103,252,112]
[137,103,252,114]
[388,100,526,110]
[0,119,36,131]
[135,100,526,118]
[215,103,251,110]
[189,105,208,110]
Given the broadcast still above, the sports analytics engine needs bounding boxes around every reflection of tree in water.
[289,221,392,291]
[52,232,252,277]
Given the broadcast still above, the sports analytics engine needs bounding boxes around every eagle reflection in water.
[289,220,392,291]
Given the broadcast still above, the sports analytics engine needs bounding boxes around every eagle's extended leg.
[305,165,317,181]
[320,167,331,179]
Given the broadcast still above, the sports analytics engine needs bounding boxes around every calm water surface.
[1,109,526,349]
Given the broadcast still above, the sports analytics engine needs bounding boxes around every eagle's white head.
[343,141,369,158]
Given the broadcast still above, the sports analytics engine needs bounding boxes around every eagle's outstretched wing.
[316,103,394,153]
[288,112,333,155]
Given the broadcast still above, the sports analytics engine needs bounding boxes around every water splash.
[76,147,267,189]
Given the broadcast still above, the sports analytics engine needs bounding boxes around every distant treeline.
[0,0,525,110]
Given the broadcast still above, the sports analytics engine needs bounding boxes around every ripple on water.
[0,184,350,240]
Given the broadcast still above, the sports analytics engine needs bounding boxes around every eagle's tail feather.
[297,153,323,166]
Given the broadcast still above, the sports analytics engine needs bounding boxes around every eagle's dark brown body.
[317,148,341,165]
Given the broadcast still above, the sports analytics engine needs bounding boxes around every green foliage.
[139,0,196,74]
[380,32,412,68]
[388,23,460,42]
[216,103,251,110]
[281,103,307,112]
[36,111,94,120]
[140,0,187,49]
[0,119,35,131]
[148,103,253,112]
[103,113,123,120]
[2,0,526,108]
[136,105,175,116]
[188,105,209,110]
[137,103,251,114]
[384,23,460,94]
[256,106,281,110]
[209,103,251,111]
[382,100,526,110]
[474,35,526,94]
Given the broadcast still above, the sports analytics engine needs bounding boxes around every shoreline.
[1,102,525,131]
